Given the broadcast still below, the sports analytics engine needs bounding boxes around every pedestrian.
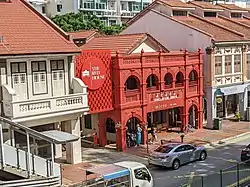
[135,124,142,147]
[152,127,158,143]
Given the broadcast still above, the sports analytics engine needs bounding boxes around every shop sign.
[216,97,223,104]
[153,91,180,102]
[155,103,177,110]
[81,56,106,90]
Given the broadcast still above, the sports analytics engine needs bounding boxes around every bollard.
[180,135,185,143]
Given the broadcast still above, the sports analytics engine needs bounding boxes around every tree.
[51,12,126,35]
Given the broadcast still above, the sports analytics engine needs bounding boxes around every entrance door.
[216,96,224,118]
[226,94,237,116]
[168,108,181,128]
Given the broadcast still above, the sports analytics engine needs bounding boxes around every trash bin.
[213,118,222,130]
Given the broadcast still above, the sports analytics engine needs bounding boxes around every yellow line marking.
[226,176,250,187]
[186,172,195,187]
[222,168,250,175]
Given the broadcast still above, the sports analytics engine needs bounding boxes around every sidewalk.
[125,120,250,158]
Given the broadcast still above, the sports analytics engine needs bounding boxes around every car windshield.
[155,145,173,153]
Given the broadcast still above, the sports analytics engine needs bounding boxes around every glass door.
[216,96,224,118]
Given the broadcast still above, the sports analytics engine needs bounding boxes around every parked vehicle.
[241,144,250,162]
[84,161,153,187]
[148,143,207,170]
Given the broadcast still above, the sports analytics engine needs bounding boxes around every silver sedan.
[148,143,207,170]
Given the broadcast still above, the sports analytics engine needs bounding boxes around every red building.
[73,32,203,151]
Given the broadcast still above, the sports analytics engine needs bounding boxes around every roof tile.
[158,0,195,9]
[174,14,244,41]
[81,33,168,55]
[68,30,99,40]
[189,1,223,10]
[216,3,247,11]
[81,33,147,55]
[0,0,79,56]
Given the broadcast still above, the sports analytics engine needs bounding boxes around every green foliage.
[51,12,126,35]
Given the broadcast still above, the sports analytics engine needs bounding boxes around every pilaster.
[242,45,247,82]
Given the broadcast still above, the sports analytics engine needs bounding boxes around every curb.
[204,131,250,149]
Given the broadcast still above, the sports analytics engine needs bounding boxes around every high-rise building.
[28,0,152,26]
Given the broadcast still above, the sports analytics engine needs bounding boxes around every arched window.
[189,70,198,83]
[126,117,140,133]
[146,74,159,88]
[176,72,184,87]
[125,76,139,91]
[106,118,116,133]
[164,73,173,88]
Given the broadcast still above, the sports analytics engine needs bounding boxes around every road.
[81,137,250,187]
[148,137,250,187]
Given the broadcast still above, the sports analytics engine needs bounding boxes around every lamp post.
[146,123,149,154]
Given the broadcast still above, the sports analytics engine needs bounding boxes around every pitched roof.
[189,1,223,11]
[0,0,79,56]
[216,3,247,12]
[202,15,250,39]
[80,33,169,55]
[68,30,99,40]
[173,13,245,41]
[158,0,195,9]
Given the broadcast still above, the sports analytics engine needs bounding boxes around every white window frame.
[31,61,48,95]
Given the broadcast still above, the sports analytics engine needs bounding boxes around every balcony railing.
[189,81,198,93]
[175,83,184,88]
[124,90,140,103]
[3,94,87,119]
[164,84,173,89]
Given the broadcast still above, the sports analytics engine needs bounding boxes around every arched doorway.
[126,117,141,147]
[126,117,140,133]
[188,105,198,129]
[176,72,184,87]
[125,76,140,91]
[106,118,116,144]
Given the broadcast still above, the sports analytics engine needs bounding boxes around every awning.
[217,84,247,96]
[41,130,80,144]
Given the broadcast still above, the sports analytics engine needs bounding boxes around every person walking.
[135,124,142,147]
[152,127,158,143]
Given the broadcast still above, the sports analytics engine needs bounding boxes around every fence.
[190,160,250,187]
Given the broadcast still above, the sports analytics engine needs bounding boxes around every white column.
[65,118,81,164]
[54,122,62,159]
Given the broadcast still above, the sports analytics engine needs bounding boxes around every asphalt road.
[81,137,250,187]
[147,137,250,187]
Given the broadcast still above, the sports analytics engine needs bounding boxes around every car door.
[174,145,190,164]
[133,167,153,187]
[184,145,196,162]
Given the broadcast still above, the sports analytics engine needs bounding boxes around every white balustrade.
[3,93,87,119]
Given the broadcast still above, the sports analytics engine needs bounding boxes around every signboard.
[80,56,106,90]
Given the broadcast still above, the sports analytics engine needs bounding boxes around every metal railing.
[190,160,250,187]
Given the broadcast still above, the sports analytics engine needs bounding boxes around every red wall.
[75,50,113,113]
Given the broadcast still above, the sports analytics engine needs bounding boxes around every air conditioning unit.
[246,107,250,121]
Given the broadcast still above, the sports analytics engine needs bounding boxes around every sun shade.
[41,130,79,144]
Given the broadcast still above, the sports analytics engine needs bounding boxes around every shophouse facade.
[73,32,203,151]
[0,0,89,164]
[121,0,250,128]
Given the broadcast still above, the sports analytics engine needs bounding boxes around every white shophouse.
[0,0,89,164]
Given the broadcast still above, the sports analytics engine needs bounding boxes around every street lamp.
[146,123,149,154]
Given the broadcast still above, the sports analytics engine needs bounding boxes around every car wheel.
[199,151,207,161]
[172,159,180,170]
